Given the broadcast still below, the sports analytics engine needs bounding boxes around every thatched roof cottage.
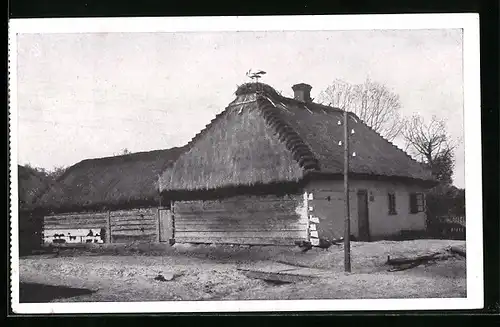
[159,83,436,246]
[36,147,186,245]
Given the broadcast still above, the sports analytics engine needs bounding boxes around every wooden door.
[357,190,370,241]
[158,209,174,243]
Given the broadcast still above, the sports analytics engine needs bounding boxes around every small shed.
[35,147,185,245]
[159,83,437,246]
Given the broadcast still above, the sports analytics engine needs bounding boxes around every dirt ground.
[18,240,466,302]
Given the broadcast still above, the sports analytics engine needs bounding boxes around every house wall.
[43,208,160,244]
[109,208,158,243]
[173,193,309,245]
[305,179,427,241]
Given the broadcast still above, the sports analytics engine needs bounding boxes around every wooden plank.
[44,214,107,222]
[110,213,156,219]
[110,217,156,223]
[175,221,307,227]
[45,212,108,218]
[111,220,157,227]
[109,210,156,217]
[44,225,105,230]
[174,213,300,222]
[175,225,308,232]
[175,236,304,245]
[175,226,306,233]
[44,219,107,226]
[111,225,157,232]
[175,230,306,237]
[111,229,157,236]
[159,209,173,242]
[44,219,107,227]
[111,234,156,243]
[174,209,299,216]
[174,210,299,217]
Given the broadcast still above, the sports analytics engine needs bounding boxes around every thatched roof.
[36,146,186,212]
[18,165,50,211]
[160,82,436,193]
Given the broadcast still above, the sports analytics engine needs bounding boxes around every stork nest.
[235,82,282,98]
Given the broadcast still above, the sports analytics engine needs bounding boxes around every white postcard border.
[9,13,482,314]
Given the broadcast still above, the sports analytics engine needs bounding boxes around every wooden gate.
[158,208,174,243]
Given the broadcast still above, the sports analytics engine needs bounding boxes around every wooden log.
[111,229,157,236]
[110,209,156,216]
[111,225,157,233]
[111,220,157,227]
[110,213,156,219]
[449,246,466,258]
[45,213,107,220]
[238,269,316,283]
[175,223,307,230]
[174,209,298,215]
[175,203,299,213]
[175,230,306,238]
[175,236,305,245]
[386,252,441,265]
[174,213,300,223]
[44,219,107,227]
[44,225,105,230]
[111,234,156,243]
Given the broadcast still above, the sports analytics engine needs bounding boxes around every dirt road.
[18,240,466,302]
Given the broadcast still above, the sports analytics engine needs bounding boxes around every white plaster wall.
[305,179,428,240]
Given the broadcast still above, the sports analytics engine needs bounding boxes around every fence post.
[106,211,112,243]
[157,208,161,243]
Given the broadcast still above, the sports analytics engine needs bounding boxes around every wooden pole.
[343,109,351,273]
[157,208,161,243]
[106,210,112,244]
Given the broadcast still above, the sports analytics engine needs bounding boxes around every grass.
[18,240,466,302]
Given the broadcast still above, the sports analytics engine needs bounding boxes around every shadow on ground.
[19,282,95,303]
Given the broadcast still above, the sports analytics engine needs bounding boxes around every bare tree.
[401,115,459,185]
[317,78,404,141]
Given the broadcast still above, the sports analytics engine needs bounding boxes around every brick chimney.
[292,83,312,102]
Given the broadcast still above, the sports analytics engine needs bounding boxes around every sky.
[16,29,465,187]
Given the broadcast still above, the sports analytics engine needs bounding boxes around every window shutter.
[409,193,417,214]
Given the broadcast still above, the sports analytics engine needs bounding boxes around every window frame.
[409,192,425,214]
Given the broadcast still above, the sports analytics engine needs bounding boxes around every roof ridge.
[256,95,320,172]
[354,117,430,171]
[53,147,183,184]
[184,96,245,150]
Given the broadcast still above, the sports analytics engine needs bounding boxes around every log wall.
[110,208,157,243]
[173,194,309,245]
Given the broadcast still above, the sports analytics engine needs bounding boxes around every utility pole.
[343,108,351,273]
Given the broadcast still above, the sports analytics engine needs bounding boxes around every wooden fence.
[42,208,167,245]
[429,215,466,240]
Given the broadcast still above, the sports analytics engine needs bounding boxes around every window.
[409,193,425,214]
[388,193,397,215]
